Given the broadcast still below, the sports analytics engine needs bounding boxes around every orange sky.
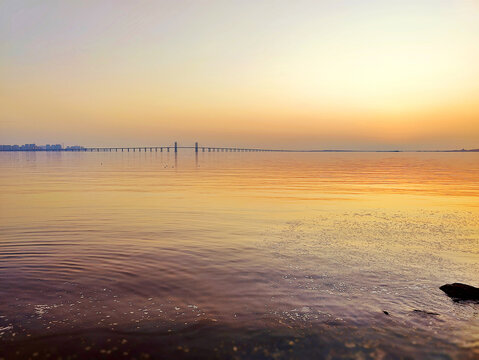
[1,1,478,149]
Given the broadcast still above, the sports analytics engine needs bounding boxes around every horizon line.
[1,143,478,153]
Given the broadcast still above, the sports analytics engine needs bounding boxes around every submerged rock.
[439,283,479,301]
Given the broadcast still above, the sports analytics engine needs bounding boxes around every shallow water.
[0,151,478,359]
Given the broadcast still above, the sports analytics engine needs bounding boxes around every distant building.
[46,144,62,150]
[0,143,75,151]
[66,145,85,150]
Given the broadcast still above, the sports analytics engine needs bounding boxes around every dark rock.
[383,311,389,315]
[439,283,479,301]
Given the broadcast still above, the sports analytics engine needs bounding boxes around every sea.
[0,151,478,359]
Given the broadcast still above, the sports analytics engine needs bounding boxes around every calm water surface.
[0,152,478,359]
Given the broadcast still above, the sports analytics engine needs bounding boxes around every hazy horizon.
[1,0,479,150]
[1,141,478,152]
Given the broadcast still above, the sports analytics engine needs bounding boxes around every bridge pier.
[175,142,178,153]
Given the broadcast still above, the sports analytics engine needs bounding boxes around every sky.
[1,0,478,150]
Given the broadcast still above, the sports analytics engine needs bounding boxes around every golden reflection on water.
[0,151,478,358]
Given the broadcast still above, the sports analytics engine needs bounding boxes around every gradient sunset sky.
[1,0,478,149]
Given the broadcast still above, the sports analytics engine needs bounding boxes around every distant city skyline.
[0,143,85,151]
[1,142,478,153]
[1,1,479,150]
